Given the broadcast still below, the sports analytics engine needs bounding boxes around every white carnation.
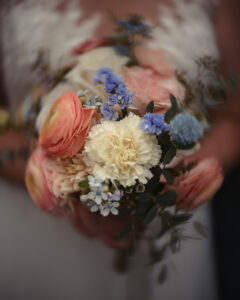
[83,114,161,187]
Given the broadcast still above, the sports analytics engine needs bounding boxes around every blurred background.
[0,0,239,299]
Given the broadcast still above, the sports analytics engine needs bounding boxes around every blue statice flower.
[169,110,202,146]
[95,67,134,118]
[101,201,120,216]
[94,67,116,86]
[100,102,118,120]
[141,113,169,135]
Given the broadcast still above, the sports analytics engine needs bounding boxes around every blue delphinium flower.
[94,67,133,119]
[141,113,169,135]
[100,102,118,120]
[169,110,202,146]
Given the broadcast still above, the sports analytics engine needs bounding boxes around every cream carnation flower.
[83,114,161,187]
[44,153,88,199]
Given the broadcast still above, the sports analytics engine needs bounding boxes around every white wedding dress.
[0,1,219,299]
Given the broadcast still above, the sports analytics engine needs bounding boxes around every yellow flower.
[83,114,161,187]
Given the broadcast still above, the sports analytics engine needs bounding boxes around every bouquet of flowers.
[2,14,236,279]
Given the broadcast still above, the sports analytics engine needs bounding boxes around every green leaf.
[170,94,179,113]
[145,100,154,113]
[138,193,152,202]
[144,205,158,226]
[193,221,208,238]
[156,192,176,207]
[162,146,176,165]
[149,244,167,265]
[158,264,167,284]
[170,231,181,253]
[164,108,175,123]
[162,169,174,184]
[78,179,89,189]
[169,213,192,226]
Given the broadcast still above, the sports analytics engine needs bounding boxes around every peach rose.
[124,47,185,116]
[174,158,223,210]
[25,148,62,215]
[124,66,185,115]
[39,91,95,158]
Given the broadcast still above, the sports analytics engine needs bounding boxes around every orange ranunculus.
[25,148,62,215]
[39,91,95,158]
[175,157,223,210]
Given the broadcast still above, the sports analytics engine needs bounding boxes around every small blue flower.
[100,102,118,120]
[88,188,108,205]
[141,113,169,135]
[84,96,102,108]
[107,190,122,202]
[101,201,120,216]
[87,201,102,213]
[88,175,102,189]
[169,111,202,146]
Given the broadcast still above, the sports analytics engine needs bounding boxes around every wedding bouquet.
[2,14,236,279]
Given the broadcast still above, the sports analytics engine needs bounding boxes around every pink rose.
[39,91,95,158]
[25,148,62,215]
[72,37,106,55]
[135,47,175,77]
[124,47,185,116]
[174,158,223,210]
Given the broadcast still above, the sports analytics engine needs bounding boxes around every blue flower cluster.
[115,20,150,36]
[94,67,134,120]
[141,113,169,135]
[100,102,118,121]
[169,111,202,146]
